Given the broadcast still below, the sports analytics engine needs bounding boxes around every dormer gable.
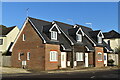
[49,23,61,40]
[97,31,104,44]
[49,23,61,34]
[97,31,104,38]
[76,28,85,42]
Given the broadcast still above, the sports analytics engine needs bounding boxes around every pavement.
[1,66,120,74]
[1,67,30,74]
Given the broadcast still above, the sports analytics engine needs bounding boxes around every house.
[0,25,19,66]
[10,17,112,70]
[103,30,120,65]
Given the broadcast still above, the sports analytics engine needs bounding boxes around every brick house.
[10,17,112,70]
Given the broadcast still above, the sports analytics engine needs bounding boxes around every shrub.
[108,59,115,66]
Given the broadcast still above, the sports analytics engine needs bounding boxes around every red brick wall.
[95,47,104,67]
[88,52,94,66]
[44,44,61,70]
[11,21,45,70]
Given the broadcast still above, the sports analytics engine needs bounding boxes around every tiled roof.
[103,30,120,39]
[0,25,16,36]
[28,17,113,52]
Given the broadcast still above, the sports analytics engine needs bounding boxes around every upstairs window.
[51,31,57,40]
[23,34,26,41]
[0,39,3,45]
[98,37,102,44]
[76,52,83,61]
[50,51,58,61]
[76,34,82,42]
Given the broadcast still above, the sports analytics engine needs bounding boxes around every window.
[98,37,102,43]
[0,39,3,45]
[50,51,58,61]
[51,31,57,40]
[18,53,21,60]
[27,52,30,60]
[104,55,106,60]
[76,52,83,61]
[76,34,82,42]
[98,52,102,61]
[107,40,110,45]
[23,34,26,41]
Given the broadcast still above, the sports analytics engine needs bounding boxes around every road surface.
[2,69,120,80]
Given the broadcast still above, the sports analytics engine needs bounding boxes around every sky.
[2,2,118,32]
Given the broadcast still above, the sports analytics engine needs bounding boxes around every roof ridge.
[76,24,92,30]
[54,21,73,27]
[28,17,51,23]
[7,26,16,29]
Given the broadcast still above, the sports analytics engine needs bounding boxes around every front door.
[61,52,66,68]
[85,53,88,67]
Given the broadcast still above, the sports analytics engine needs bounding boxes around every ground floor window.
[104,55,106,60]
[76,52,84,61]
[27,52,30,60]
[50,51,58,61]
[98,52,102,61]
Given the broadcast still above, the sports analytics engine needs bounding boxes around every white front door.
[85,53,88,67]
[61,52,66,68]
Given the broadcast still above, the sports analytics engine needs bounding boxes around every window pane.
[23,34,26,41]
[98,52,102,61]
[50,51,57,61]
[98,37,102,43]
[76,34,82,42]
[0,39,3,45]
[51,31,57,40]
[76,52,83,61]
[27,52,30,60]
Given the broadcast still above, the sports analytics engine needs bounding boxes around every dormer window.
[97,31,104,44]
[76,34,82,42]
[98,36,102,44]
[51,31,57,40]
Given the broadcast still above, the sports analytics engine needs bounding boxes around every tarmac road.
[2,69,120,80]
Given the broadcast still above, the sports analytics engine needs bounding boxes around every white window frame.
[76,52,84,61]
[51,31,57,40]
[76,34,82,42]
[98,37,102,43]
[27,52,30,60]
[18,53,21,60]
[50,51,58,61]
[98,52,102,61]
[23,34,26,41]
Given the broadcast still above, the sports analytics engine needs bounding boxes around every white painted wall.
[104,38,120,66]
[104,38,120,52]
[0,26,19,53]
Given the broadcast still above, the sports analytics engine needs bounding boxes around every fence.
[2,56,11,67]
